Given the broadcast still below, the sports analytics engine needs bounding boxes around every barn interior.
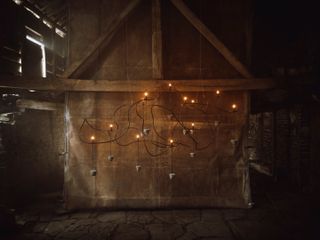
[0,0,320,239]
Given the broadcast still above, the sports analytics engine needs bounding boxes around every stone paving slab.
[97,211,126,223]
[187,221,233,238]
[127,211,154,225]
[146,223,184,240]
[112,223,149,240]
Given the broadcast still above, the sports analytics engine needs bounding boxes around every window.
[24,26,46,78]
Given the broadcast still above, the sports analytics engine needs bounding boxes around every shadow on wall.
[1,109,65,207]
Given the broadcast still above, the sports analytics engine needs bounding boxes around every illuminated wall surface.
[64,90,251,209]
[65,0,252,209]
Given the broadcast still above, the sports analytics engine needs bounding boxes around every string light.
[190,123,194,134]
[143,92,149,101]
[232,104,237,111]
[90,135,96,176]
[79,85,243,179]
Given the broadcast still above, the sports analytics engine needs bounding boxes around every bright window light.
[12,0,22,5]
[25,26,42,38]
[24,6,40,19]
[55,28,66,38]
[26,35,46,78]
[43,19,53,29]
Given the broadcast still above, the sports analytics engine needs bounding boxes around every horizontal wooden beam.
[170,0,253,79]
[0,76,278,92]
[16,99,63,111]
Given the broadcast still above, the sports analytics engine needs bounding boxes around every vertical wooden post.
[272,110,277,181]
[52,28,56,76]
[152,0,163,80]
[245,0,253,68]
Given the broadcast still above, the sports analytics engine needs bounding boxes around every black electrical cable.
[77,88,240,158]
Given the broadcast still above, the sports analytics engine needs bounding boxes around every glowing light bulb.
[90,136,95,141]
[136,134,140,139]
[216,90,220,95]
[232,104,237,110]
[169,139,174,144]
[143,92,149,100]
[168,83,172,87]
[109,124,113,129]
[183,96,188,102]
[191,99,195,103]
[190,123,195,134]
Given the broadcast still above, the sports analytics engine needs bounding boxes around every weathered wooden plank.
[152,0,163,79]
[16,99,63,111]
[61,0,142,78]
[0,76,278,92]
[170,0,253,79]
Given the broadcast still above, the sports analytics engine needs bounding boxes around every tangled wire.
[78,86,239,158]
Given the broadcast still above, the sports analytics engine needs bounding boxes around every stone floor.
[1,189,319,240]
[1,174,320,240]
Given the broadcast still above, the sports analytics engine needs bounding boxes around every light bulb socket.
[230,139,238,146]
[167,114,173,120]
[90,169,97,176]
[143,128,150,136]
[107,155,114,161]
[189,152,196,158]
[136,165,142,172]
[169,172,176,180]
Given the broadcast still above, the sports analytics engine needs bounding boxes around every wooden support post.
[170,0,253,79]
[245,0,253,67]
[152,0,163,79]
[61,0,142,78]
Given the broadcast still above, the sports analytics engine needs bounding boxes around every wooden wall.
[65,0,252,209]
[65,91,250,209]
[68,0,251,80]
